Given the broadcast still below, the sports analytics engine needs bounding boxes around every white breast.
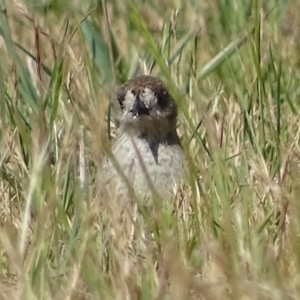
[104,134,184,199]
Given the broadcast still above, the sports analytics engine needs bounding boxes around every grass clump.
[1,0,300,299]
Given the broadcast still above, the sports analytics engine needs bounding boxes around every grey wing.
[97,158,116,200]
[97,157,130,201]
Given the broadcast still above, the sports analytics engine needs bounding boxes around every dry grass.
[1,0,300,299]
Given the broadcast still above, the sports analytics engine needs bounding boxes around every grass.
[0,0,300,299]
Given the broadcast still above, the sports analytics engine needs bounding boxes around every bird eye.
[156,90,168,109]
[118,97,124,109]
[117,91,125,110]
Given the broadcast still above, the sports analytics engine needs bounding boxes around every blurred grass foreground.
[1,0,300,299]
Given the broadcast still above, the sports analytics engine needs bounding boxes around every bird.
[98,75,185,202]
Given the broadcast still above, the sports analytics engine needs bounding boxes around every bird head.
[115,76,178,139]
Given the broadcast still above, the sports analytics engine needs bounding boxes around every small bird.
[99,75,184,201]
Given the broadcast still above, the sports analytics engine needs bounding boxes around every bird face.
[115,76,178,138]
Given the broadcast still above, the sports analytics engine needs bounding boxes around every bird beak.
[130,98,150,116]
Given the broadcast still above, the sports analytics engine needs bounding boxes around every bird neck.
[118,127,180,146]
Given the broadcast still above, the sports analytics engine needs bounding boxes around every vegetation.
[0,0,300,299]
